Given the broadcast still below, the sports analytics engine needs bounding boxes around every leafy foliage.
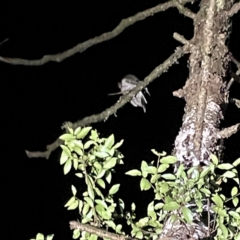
[31,129,240,240]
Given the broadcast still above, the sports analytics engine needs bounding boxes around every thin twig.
[0,0,194,66]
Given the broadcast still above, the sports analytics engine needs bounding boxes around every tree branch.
[230,98,240,108]
[0,0,194,66]
[69,221,138,240]
[25,46,188,159]
[218,123,240,139]
[66,46,187,130]
[228,2,240,17]
[25,139,63,159]
[69,221,182,240]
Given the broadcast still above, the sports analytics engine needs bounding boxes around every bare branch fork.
[0,0,195,66]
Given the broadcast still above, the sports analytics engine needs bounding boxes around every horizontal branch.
[218,123,240,139]
[69,221,138,240]
[228,2,240,17]
[230,98,240,108]
[0,0,194,66]
[25,139,63,159]
[26,46,188,159]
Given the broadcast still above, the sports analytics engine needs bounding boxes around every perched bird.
[109,74,150,112]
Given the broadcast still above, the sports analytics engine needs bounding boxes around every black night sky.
[1,1,240,240]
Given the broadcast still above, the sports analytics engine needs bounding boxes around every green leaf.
[64,159,72,175]
[151,149,166,157]
[73,146,83,156]
[84,197,94,208]
[125,169,142,176]
[146,166,157,174]
[222,171,236,178]
[118,199,125,212]
[233,197,239,207]
[77,127,92,139]
[97,179,105,189]
[159,182,169,193]
[140,178,151,191]
[113,139,124,149]
[211,154,219,165]
[71,185,77,196]
[89,234,98,240]
[75,173,84,178]
[59,133,75,141]
[211,194,223,208]
[141,161,148,177]
[82,202,90,216]
[90,130,98,141]
[160,156,177,164]
[73,157,78,170]
[46,234,54,240]
[73,229,80,239]
[94,151,109,158]
[74,127,81,136]
[96,169,106,179]
[200,167,210,178]
[68,128,74,135]
[234,233,240,240]
[163,202,180,211]
[105,134,115,149]
[105,171,112,184]
[131,202,136,211]
[229,211,240,220]
[150,174,160,183]
[176,164,184,178]
[182,207,193,223]
[109,184,120,195]
[60,145,71,156]
[161,173,176,180]
[68,200,79,210]
[60,151,69,165]
[233,177,240,185]
[116,224,122,234]
[232,158,240,167]
[158,163,169,173]
[88,185,95,200]
[200,188,211,196]
[103,158,117,169]
[231,186,238,197]
[219,222,228,238]
[217,163,234,170]
[78,200,83,213]
[95,199,108,209]
[105,221,116,230]
[36,233,44,240]
[101,210,111,220]
[135,231,143,239]
[84,140,97,149]
[155,203,164,210]
[65,196,75,207]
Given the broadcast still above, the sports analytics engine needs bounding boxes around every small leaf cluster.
[210,157,240,240]
[30,233,54,240]
[125,151,240,240]
[60,127,125,240]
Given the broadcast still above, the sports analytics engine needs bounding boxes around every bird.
[109,74,150,112]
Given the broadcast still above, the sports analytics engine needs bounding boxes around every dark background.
[1,1,239,240]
